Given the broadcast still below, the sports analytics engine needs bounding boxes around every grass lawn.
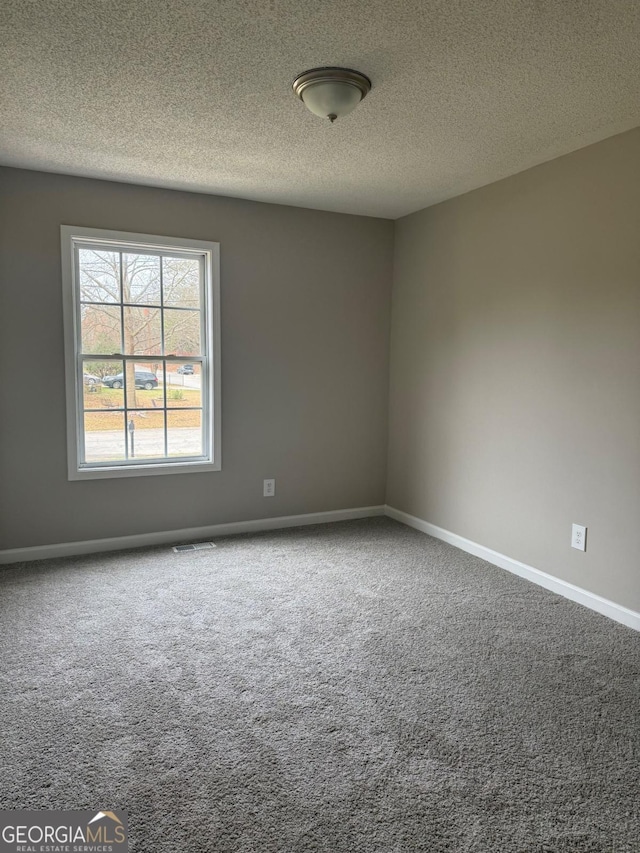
[84,386,201,429]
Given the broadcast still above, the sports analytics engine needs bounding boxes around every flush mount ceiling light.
[292,67,371,123]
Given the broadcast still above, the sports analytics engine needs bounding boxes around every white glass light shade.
[292,67,371,123]
[300,81,364,121]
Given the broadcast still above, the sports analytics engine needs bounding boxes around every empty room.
[0,1,638,851]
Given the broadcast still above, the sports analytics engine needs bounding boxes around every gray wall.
[0,168,394,549]
[388,128,640,612]
[3,131,639,615]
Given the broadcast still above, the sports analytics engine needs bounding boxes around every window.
[61,227,221,479]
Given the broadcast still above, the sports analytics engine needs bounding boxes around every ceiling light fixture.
[292,67,371,123]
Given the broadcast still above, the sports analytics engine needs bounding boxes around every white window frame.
[61,225,221,480]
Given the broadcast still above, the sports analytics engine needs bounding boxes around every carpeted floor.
[0,517,638,852]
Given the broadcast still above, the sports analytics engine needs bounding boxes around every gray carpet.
[0,517,638,852]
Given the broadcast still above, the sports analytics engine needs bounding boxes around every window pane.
[82,360,124,409]
[84,411,125,463]
[163,257,200,308]
[124,362,163,409]
[126,411,165,460]
[79,249,120,303]
[167,409,203,457]
[80,304,121,354]
[122,253,161,305]
[165,362,202,407]
[163,308,201,356]
[123,305,162,355]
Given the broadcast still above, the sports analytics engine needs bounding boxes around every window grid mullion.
[82,301,199,312]
[118,251,130,461]
[123,409,204,417]
[125,407,202,412]
[78,354,205,362]
[160,258,168,458]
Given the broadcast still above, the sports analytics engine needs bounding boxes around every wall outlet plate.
[263,478,275,497]
[571,523,587,551]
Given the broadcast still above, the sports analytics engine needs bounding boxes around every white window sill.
[69,460,221,480]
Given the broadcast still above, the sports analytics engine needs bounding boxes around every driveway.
[85,427,202,461]
[164,372,201,390]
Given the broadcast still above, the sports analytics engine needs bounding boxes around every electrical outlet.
[571,523,587,552]
[263,478,275,497]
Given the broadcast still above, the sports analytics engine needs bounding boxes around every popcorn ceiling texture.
[0,0,639,218]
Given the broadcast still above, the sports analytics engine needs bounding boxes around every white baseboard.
[385,505,640,632]
[0,505,386,566]
[5,504,637,632]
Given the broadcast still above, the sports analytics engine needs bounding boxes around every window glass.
[167,409,203,458]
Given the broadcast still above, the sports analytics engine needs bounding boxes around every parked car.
[83,372,100,387]
[177,364,194,375]
[103,370,158,390]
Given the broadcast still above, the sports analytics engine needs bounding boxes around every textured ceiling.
[1,0,639,219]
